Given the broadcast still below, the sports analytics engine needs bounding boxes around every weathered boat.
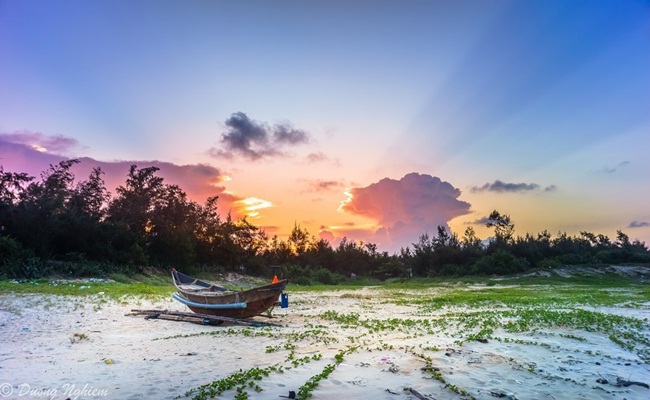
[171,269,287,318]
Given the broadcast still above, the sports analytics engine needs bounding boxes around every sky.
[1,0,649,253]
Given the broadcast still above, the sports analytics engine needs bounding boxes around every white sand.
[1,288,649,400]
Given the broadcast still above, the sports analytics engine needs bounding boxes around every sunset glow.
[1,1,648,252]
[337,189,354,213]
[234,197,273,219]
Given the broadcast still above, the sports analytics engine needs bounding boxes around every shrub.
[283,263,312,285]
[471,250,530,275]
[312,268,343,285]
[0,236,34,278]
[538,258,562,269]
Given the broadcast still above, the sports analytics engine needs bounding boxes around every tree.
[461,226,481,249]
[615,230,630,248]
[288,223,315,256]
[105,165,168,265]
[0,166,34,238]
[333,238,372,276]
[0,166,33,206]
[11,160,80,257]
[53,166,111,260]
[147,184,198,266]
[107,165,164,236]
[69,167,110,221]
[410,233,434,276]
[193,196,222,264]
[486,210,515,244]
[460,226,483,269]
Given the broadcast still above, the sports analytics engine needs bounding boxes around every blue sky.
[1,0,649,252]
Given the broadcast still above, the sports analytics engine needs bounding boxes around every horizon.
[1,0,649,252]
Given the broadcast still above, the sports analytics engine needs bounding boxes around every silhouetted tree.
[107,165,164,236]
[1,162,649,279]
[486,210,515,245]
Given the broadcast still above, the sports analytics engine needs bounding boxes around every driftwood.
[404,387,434,400]
[128,309,283,327]
[615,378,649,389]
[146,313,224,326]
[490,392,518,400]
[596,375,649,389]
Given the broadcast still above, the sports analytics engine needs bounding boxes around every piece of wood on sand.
[127,309,283,327]
[403,387,434,400]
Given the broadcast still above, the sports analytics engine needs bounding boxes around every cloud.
[628,221,650,228]
[470,180,555,193]
[319,229,335,243]
[305,152,329,162]
[208,112,310,160]
[231,197,273,219]
[602,161,630,174]
[1,135,64,178]
[467,216,492,226]
[0,134,246,217]
[0,130,82,155]
[303,179,346,193]
[336,173,471,251]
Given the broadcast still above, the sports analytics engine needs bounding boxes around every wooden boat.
[171,269,287,318]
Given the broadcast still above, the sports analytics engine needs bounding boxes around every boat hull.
[171,269,287,318]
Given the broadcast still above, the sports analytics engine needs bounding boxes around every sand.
[1,285,649,400]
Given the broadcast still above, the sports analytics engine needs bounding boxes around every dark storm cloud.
[470,180,551,193]
[209,112,310,160]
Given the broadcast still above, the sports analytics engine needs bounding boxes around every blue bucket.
[280,293,289,308]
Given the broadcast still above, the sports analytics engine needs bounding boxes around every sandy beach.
[1,282,649,400]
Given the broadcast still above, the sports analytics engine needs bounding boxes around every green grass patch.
[0,279,174,300]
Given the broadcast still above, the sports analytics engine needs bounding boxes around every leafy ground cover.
[166,273,649,399]
[2,271,648,399]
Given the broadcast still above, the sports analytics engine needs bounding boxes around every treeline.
[1,161,648,281]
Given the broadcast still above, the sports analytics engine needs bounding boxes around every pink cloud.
[0,137,63,178]
[0,134,244,217]
[337,173,472,252]
[319,229,335,243]
[0,130,81,155]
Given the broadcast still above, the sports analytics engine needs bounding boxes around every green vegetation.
[181,365,274,400]
[170,278,648,399]
[3,267,645,399]
[1,161,649,281]
[0,277,173,301]
[70,332,89,343]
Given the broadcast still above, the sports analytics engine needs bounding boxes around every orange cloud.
[232,197,273,219]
